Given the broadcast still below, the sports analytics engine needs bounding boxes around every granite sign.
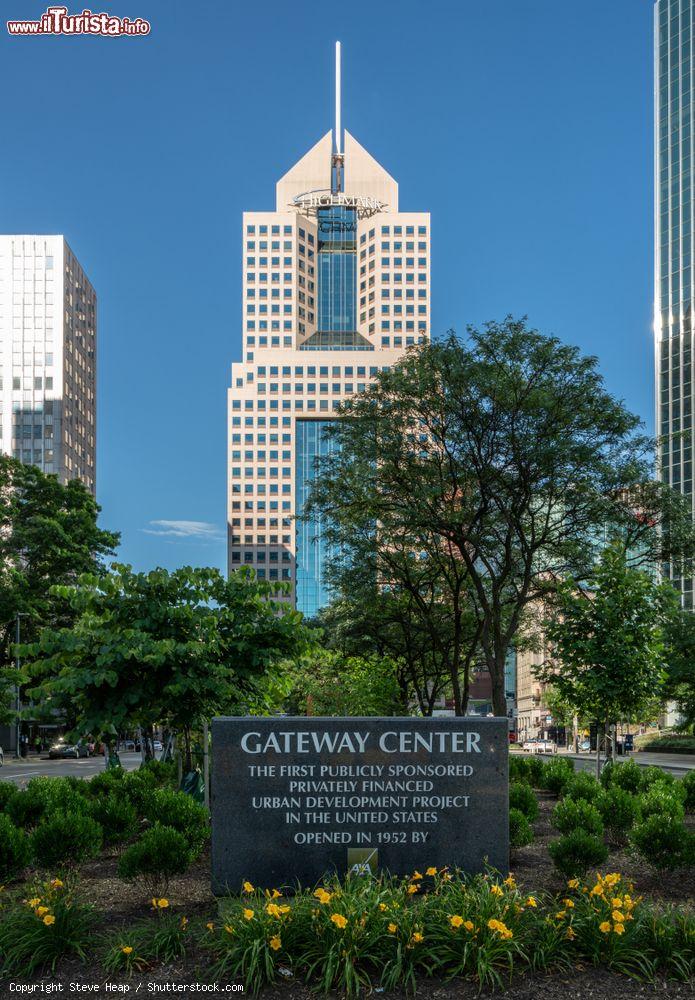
[211,716,508,892]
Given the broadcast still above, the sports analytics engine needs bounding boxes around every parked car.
[48,740,89,759]
[153,740,163,752]
[578,738,591,752]
[0,746,4,766]
[521,738,557,754]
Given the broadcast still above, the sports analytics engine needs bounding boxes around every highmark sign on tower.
[211,717,509,891]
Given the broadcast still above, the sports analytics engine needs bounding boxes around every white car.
[522,738,556,754]
[0,746,3,766]
[153,740,163,752]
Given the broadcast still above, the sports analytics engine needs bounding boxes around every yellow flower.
[43,914,55,926]
[562,899,575,909]
[158,898,169,909]
[379,903,388,912]
[567,878,579,889]
[271,889,282,899]
[464,920,475,932]
[490,884,504,897]
[35,906,49,917]
[555,911,566,920]
[613,923,625,936]
[243,881,254,893]
[599,921,611,934]
[224,924,234,935]
[27,898,41,908]
[426,867,438,876]
[449,915,464,929]
[207,922,215,932]
[121,945,133,955]
[487,918,512,939]
[590,884,604,897]
[610,897,622,909]
[388,922,398,934]
[278,905,290,914]
[411,932,424,944]
[243,908,254,921]
[270,935,282,951]
[526,896,537,908]
[411,870,423,881]
[565,927,576,940]
[180,916,188,929]
[330,913,348,930]
[604,874,620,887]
[407,884,419,895]
[503,875,516,888]
[50,879,64,889]
[442,872,452,881]
[266,903,281,918]
[313,888,332,905]
[611,911,624,923]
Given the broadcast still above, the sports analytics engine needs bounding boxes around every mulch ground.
[0,794,692,995]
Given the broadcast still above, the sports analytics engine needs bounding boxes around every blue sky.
[0,0,655,572]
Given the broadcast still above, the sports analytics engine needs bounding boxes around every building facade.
[227,130,430,615]
[0,235,96,493]
[655,0,695,606]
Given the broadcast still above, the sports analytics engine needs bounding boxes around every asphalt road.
[513,749,694,777]
[0,751,142,784]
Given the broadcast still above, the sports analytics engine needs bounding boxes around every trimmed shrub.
[640,765,677,791]
[0,783,18,812]
[639,786,685,823]
[548,828,608,876]
[562,771,603,804]
[117,824,191,895]
[631,814,694,870]
[141,758,176,786]
[509,781,539,822]
[552,797,604,837]
[541,758,574,795]
[509,807,533,848]
[681,770,695,812]
[0,814,31,879]
[145,789,208,855]
[599,759,615,789]
[120,769,158,812]
[597,786,640,845]
[31,812,103,868]
[87,767,126,799]
[7,777,88,829]
[509,754,545,787]
[89,796,138,845]
[610,759,643,795]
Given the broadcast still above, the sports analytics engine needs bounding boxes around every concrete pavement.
[0,751,142,785]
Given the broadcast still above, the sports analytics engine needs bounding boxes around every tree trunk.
[183,727,192,772]
[490,658,507,718]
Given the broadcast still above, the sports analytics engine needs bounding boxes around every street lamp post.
[14,612,28,759]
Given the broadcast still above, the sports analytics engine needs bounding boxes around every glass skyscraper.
[227,70,431,617]
[655,0,695,606]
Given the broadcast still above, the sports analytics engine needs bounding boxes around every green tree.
[0,455,118,721]
[285,649,404,717]
[662,604,695,733]
[306,320,695,716]
[538,543,672,768]
[25,565,313,767]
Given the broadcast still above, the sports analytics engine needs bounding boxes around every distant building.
[227,45,431,615]
[654,0,695,606]
[0,235,96,493]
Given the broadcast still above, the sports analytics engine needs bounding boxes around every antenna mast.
[332,41,344,193]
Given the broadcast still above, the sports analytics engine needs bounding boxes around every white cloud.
[142,520,224,540]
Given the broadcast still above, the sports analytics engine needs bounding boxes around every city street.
[0,751,142,784]
[514,749,695,777]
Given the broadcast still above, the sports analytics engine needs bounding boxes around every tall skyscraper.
[0,235,96,493]
[227,45,431,615]
[655,0,695,605]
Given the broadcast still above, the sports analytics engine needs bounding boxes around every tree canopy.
[306,319,695,715]
[24,564,314,764]
[537,543,672,729]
